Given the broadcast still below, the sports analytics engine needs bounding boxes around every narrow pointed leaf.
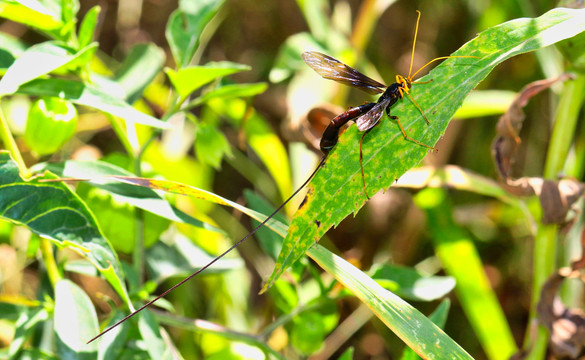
[307,244,473,359]
[262,7,585,291]
[73,174,289,236]
[32,160,224,233]
[78,6,100,49]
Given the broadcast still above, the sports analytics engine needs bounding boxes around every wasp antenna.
[408,10,422,79]
[86,156,328,344]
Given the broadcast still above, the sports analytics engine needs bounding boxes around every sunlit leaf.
[400,300,451,360]
[453,90,516,119]
[165,0,225,68]
[0,152,130,305]
[262,7,585,293]
[145,233,244,284]
[194,122,233,169]
[32,160,223,233]
[0,41,96,96]
[54,280,99,357]
[187,82,268,108]
[307,244,473,359]
[77,6,100,49]
[8,306,48,357]
[165,62,250,100]
[115,43,165,104]
[0,0,62,34]
[370,264,455,301]
[16,78,171,129]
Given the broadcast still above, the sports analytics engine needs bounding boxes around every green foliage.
[1,0,585,359]
[0,153,130,305]
[263,6,585,294]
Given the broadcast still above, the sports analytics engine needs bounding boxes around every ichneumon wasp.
[87,10,476,344]
[303,10,477,199]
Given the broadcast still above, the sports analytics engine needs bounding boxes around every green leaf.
[0,0,63,34]
[115,43,166,104]
[243,189,288,260]
[60,0,79,26]
[194,122,233,169]
[415,188,517,359]
[243,111,292,202]
[145,232,244,284]
[165,62,250,100]
[400,300,451,360]
[453,90,516,119]
[396,165,523,206]
[307,244,473,359]
[165,0,225,68]
[0,33,26,72]
[0,152,130,306]
[8,306,49,357]
[78,6,100,49]
[290,311,326,355]
[370,264,455,302]
[295,0,330,43]
[0,41,96,96]
[16,78,171,129]
[138,311,175,360]
[96,311,130,360]
[81,186,170,254]
[79,174,289,236]
[338,347,355,360]
[13,349,59,360]
[206,98,292,201]
[58,42,98,72]
[262,6,585,293]
[187,82,268,108]
[54,280,99,357]
[32,159,224,233]
[78,168,471,358]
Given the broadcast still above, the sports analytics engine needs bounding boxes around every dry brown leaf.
[492,73,573,179]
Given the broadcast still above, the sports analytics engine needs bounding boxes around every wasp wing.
[302,51,386,95]
[355,98,391,132]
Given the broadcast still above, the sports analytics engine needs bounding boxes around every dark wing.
[302,51,386,95]
[355,98,391,131]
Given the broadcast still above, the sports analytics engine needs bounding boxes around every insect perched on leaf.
[303,10,477,199]
[87,10,477,344]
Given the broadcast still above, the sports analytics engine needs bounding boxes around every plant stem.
[0,99,29,177]
[543,73,585,178]
[525,73,585,359]
[39,237,63,286]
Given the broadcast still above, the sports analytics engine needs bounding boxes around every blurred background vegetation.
[1,0,584,359]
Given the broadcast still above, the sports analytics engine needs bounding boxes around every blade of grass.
[415,187,517,360]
